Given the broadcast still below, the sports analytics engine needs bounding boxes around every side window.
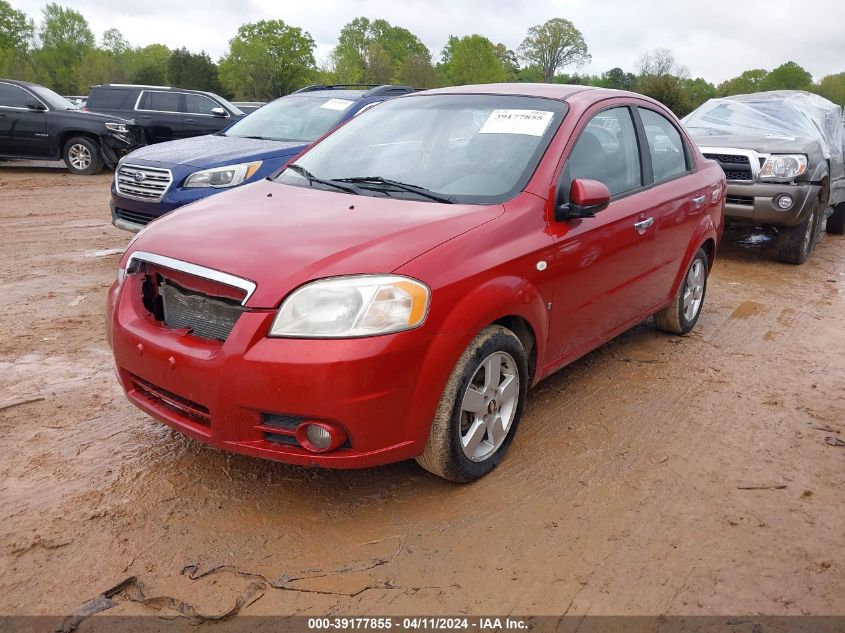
[639,109,689,182]
[89,88,129,109]
[0,83,33,108]
[563,107,642,197]
[138,91,180,113]
[185,93,221,115]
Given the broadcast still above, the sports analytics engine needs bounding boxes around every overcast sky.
[10,0,845,84]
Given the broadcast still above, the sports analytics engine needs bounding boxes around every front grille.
[260,413,303,447]
[131,374,210,425]
[703,152,753,183]
[726,195,754,206]
[160,281,244,341]
[115,207,159,227]
[115,164,172,201]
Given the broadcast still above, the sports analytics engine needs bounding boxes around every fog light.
[776,194,793,210]
[296,421,346,453]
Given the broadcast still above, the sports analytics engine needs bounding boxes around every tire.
[826,202,845,235]
[653,248,709,335]
[776,199,822,264]
[63,136,103,175]
[416,325,528,483]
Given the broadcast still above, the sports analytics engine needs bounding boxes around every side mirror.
[211,107,226,117]
[26,101,47,112]
[554,178,611,222]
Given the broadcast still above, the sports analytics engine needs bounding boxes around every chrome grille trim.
[115,163,173,201]
[126,251,257,306]
[699,147,766,184]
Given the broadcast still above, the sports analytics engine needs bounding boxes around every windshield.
[274,94,567,204]
[225,95,356,142]
[30,85,76,110]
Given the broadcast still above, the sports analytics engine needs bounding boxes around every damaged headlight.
[105,122,129,135]
[184,161,262,188]
[269,275,430,338]
[759,154,807,180]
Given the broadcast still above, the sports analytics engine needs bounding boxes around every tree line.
[2,1,844,116]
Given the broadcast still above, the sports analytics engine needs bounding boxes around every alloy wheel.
[68,144,92,170]
[683,259,705,322]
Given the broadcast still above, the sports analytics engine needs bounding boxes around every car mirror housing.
[211,107,226,117]
[555,178,611,222]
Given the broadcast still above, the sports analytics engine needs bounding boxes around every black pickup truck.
[0,79,141,175]
[84,84,244,145]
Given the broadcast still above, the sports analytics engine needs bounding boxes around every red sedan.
[107,84,725,482]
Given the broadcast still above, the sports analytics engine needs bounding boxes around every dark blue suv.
[110,84,414,231]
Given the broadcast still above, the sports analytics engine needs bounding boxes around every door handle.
[185,118,196,123]
[634,217,654,233]
[692,195,706,208]
[139,115,151,119]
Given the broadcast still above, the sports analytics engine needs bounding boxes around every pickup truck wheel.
[653,248,709,335]
[776,200,821,264]
[416,325,527,483]
[63,137,103,175]
[826,202,845,235]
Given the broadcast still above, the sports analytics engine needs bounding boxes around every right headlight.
[269,275,430,338]
[759,154,808,180]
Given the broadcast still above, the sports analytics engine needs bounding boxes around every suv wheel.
[826,202,845,235]
[654,248,709,334]
[63,137,103,175]
[416,325,528,483]
[776,199,822,264]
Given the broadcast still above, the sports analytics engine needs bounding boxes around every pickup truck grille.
[702,152,753,182]
[160,281,244,342]
[115,164,172,201]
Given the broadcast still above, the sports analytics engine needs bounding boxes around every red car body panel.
[107,84,725,469]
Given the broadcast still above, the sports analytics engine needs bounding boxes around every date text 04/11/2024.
[307,617,529,630]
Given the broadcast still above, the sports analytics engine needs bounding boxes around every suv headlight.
[269,275,430,338]
[759,154,807,180]
[105,122,129,134]
[184,161,262,188]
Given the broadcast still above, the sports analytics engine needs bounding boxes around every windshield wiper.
[286,163,360,195]
[335,176,454,203]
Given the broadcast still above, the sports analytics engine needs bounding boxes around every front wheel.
[416,325,528,483]
[63,136,103,175]
[776,200,821,264]
[653,248,709,335]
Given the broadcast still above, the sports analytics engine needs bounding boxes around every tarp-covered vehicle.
[684,91,845,263]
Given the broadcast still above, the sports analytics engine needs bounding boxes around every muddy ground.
[1,163,844,626]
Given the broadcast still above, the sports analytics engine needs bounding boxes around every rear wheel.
[653,248,709,335]
[63,136,103,175]
[776,199,822,264]
[826,202,845,235]
[416,325,528,483]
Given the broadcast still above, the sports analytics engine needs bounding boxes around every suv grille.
[114,207,159,227]
[703,153,753,182]
[115,164,172,201]
[160,281,244,341]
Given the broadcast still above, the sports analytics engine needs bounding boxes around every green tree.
[600,67,637,91]
[717,68,769,96]
[518,18,590,83]
[331,17,430,84]
[0,0,34,79]
[399,51,436,88]
[34,3,95,92]
[125,43,171,85]
[169,47,221,92]
[101,28,129,55]
[815,72,845,107]
[494,43,519,81]
[683,77,716,111]
[440,34,507,85]
[516,65,544,83]
[219,19,315,100]
[637,49,691,115]
[759,61,813,91]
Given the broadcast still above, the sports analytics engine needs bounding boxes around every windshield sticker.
[479,109,554,136]
[321,98,354,111]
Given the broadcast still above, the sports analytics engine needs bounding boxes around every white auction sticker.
[479,109,554,136]
[320,98,354,111]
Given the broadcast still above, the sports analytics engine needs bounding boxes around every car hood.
[124,134,306,168]
[689,132,817,154]
[125,179,502,308]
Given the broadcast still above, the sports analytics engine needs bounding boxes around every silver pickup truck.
[684,91,845,264]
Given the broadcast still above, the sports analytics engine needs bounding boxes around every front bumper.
[106,276,456,468]
[723,181,820,227]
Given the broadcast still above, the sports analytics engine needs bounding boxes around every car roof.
[92,84,218,97]
[288,89,368,100]
[413,82,635,102]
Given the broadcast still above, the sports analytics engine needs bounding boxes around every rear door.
[135,90,184,143]
[0,82,49,158]
[183,93,231,136]
[545,104,663,363]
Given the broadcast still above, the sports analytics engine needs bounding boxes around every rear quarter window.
[88,88,131,109]
[138,91,181,113]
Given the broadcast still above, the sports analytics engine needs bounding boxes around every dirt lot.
[1,163,844,624]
